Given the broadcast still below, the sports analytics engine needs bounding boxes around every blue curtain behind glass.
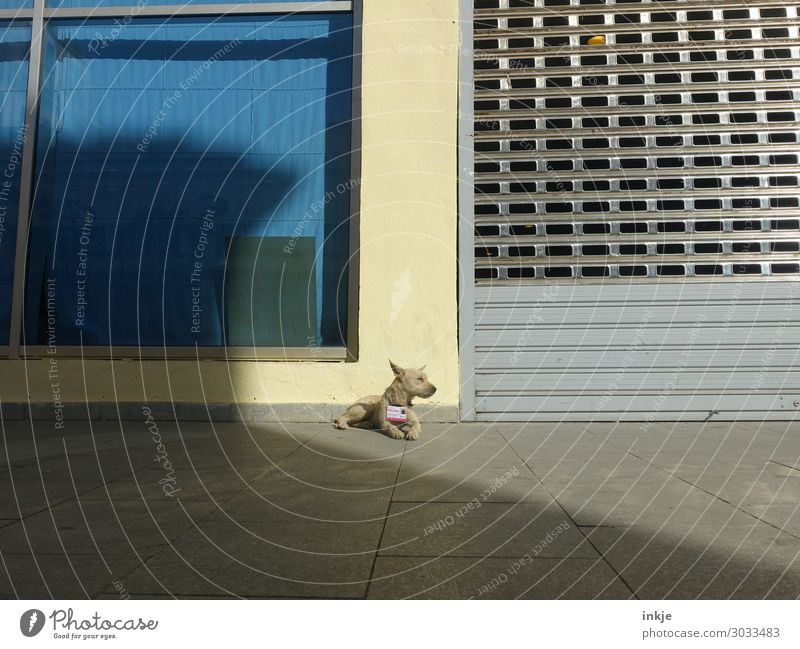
[0,22,30,345]
[49,0,319,7]
[25,15,352,347]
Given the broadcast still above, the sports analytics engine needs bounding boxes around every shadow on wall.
[23,136,352,349]
[23,136,349,350]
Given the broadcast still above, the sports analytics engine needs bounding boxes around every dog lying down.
[333,360,437,440]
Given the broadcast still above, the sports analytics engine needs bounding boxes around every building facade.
[0,0,798,423]
[0,0,462,422]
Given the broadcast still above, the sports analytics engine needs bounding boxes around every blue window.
[49,0,319,6]
[0,22,30,345]
[24,15,353,348]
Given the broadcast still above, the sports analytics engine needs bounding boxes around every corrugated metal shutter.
[469,0,800,421]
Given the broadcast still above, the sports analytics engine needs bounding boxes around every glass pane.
[0,22,30,345]
[25,15,353,348]
[49,0,323,7]
[0,1,32,8]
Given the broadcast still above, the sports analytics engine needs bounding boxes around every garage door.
[462,0,800,421]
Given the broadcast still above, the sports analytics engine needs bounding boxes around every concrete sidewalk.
[1,418,798,599]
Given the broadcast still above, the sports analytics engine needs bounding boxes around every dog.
[333,360,437,440]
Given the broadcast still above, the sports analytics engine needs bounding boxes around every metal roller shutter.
[466,0,800,421]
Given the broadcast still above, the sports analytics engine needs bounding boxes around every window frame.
[2,0,361,361]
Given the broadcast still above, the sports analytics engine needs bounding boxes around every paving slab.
[743,502,800,538]
[492,422,589,441]
[178,518,383,555]
[676,463,799,506]
[208,477,391,524]
[380,501,596,559]
[584,520,800,599]
[368,556,632,599]
[393,459,544,504]
[1,457,133,484]
[11,422,315,474]
[78,466,264,503]
[0,552,146,599]
[549,468,727,528]
[306,426,409,459]
[406,425,509,453]
[92,593,289,599]
[516,442,649,481]
[585,422,800,466]
[0,476,87,519]
[174,424,314,467]
[114,524,376,598]
[271,442,401,492]
[0,499,218,555]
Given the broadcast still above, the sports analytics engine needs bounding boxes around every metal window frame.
[7,0,44,358]
[3,0,360,362]
[458,0,476,421]
[0,2,353,21]
[22,345,348,360]
[43,2,352,18]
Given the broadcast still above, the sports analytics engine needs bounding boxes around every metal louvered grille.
[473,0,800,282]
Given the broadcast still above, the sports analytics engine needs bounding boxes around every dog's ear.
[418,365,427,372]
[389,359,405,377]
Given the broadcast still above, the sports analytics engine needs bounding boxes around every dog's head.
[389,360,437,399]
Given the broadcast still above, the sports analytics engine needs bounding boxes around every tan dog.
[333,360,437,440]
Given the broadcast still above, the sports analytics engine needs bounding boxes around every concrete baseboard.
[1,402,460,424]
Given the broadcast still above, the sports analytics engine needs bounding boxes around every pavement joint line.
[274,436,319,463]
[364,439,407,600]
[767,459,800,474]
[0,550,21,599]
[0,546,171,555]
[582,428,800,543]
[93,593,351,600]
[390,500,548,505]
[494,423,640,600]
[90,547,167,599]
[576,524,626,528]
[376,554,605,560]
[0,496,78,523]
[1,550,168,556]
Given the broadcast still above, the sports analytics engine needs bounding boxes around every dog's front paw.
[406,428,419,441]
[385,425,405,440]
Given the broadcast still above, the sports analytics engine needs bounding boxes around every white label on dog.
[386,405,407,423]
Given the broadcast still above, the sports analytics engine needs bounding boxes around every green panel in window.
[225,236,317,347]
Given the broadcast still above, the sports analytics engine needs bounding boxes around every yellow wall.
[0,0,462,416]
